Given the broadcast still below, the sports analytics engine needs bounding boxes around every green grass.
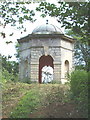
[10,88,41,118]
[2,81,33,117]
[9,84,70,118]
[3,81,88,118]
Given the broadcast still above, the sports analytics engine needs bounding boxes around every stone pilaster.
[53,63,61,82]
[30,63,39,82]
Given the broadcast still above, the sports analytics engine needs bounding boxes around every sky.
[0,1,65,61]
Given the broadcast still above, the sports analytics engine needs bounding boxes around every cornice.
[17,34,76,43]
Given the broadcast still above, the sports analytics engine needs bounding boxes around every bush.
[51,80,61,84]
[70,70,88,97]
[69,70,88,117]
[2,68,19,83]
[20,77,35,84]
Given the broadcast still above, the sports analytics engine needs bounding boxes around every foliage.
[2,68,18,84]
[14,42,20,61]
[2,55,19,76]
[69,70,88,117]
[0,0,46,35]
[74,41,90,71]
[1,55,19,83]
[0,1,36,25]
[66,29,90,71]
[70,70,88,96]
[1,1,89,40]
[51,80,61,84]
[0,1,36,37]
[21,77,32,84]
[36,2,89,41]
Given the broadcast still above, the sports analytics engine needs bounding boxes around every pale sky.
[0,1,65,61]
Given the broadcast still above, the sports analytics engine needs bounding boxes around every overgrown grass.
[10,87,41,118]
[2,81,32,118]
[3,76,88,118]
[8,84,69,118]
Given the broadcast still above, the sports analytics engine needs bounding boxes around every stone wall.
[49,47,61,82]
[19,36,74,84]
[30,47,44,82]
[30,63,39,82]
[19,48,31,82]
[30,46,61,82]
[60,40,74,84]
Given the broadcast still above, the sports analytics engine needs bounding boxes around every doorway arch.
[39,55,54,83]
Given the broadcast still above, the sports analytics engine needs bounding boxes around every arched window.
[65,60,69,77]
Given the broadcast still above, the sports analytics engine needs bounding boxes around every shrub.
[20,77,35,84]
[51,80,61,84]
[2,68,19,83]
[69,70,88,117]
[70,70,88,97]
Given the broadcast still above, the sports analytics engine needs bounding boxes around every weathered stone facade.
[18,24,75,84]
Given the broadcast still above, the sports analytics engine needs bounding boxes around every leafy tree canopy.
[66,29,89,70]
[1,55,19,76]
[36,2,90,43]
[0,1,36,28]
[1,1,89,42]
[0,0,46,37]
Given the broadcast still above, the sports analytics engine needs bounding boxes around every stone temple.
[17,21,75,84]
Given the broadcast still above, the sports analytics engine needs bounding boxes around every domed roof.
[32,23,63,34]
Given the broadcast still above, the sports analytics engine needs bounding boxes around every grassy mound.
[2,81,88,118]
[2,82,69,118]
[2,81,32,118]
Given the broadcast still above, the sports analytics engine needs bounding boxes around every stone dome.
[32,23,63,34]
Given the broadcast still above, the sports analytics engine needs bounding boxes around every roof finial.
[46,20,48,24]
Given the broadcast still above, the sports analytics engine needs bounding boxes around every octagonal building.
[17,22,75,84]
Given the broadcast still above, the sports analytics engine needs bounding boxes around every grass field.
[2,81,84,118]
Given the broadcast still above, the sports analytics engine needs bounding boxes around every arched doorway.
[39,55,54,83]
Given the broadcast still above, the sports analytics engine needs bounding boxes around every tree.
[0,0,46,27]
[14,42,20,61]
[0,2,35,24]
[66,30,89,70]
[2,55,19,76]
[1,1,89,40]
[0,0,46,37]
[36,2,89,41]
